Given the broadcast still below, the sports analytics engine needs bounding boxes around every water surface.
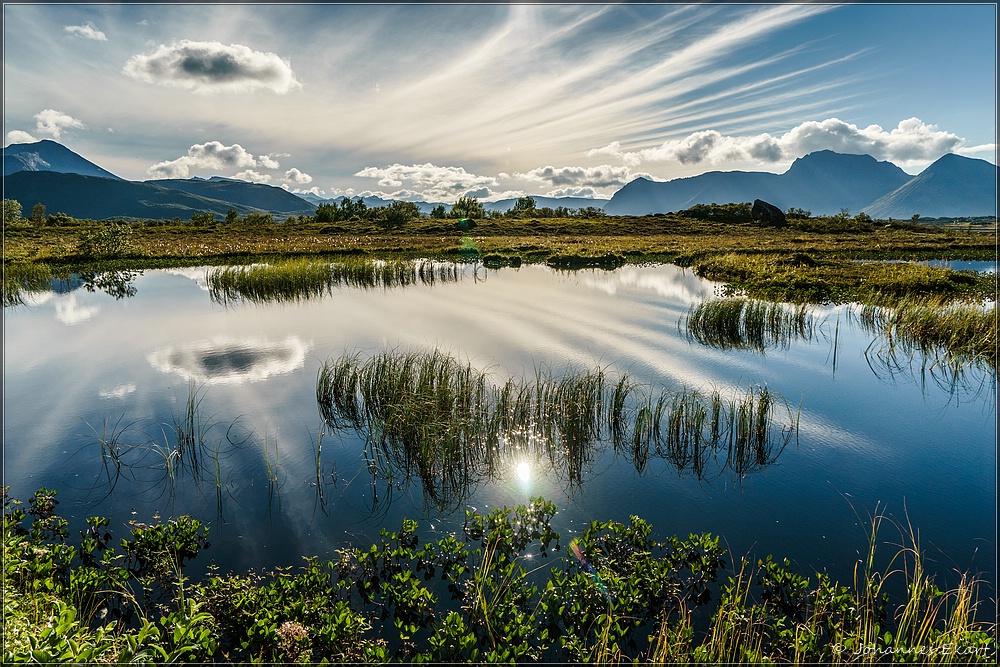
[4,263,995,600]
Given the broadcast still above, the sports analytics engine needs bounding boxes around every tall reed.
[647,510,995,663]
[317,348,801,508]
[207,257,464,305]
[684,298,816,352]
[2,262,55,307]
[855,296,996,368]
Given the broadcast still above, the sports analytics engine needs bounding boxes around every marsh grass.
[317,349,800,508]
[684,298,817,352]
[855,296,996,368]
[207,257,465,305]
[694,253,993,304]
[85,414,137,495]
[2,261,55,307]
[169,383,215,483]
[647,508,995,664]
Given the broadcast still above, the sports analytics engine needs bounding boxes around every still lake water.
[3,263,996,600]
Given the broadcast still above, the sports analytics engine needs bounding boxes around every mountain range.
[3,140,996,220]
[604,150,997,218]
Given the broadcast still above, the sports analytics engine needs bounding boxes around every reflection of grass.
[207,257,463,304]
[80,388,284,516]
[2,262,54,307]
[317,349,800,509]
[684,298,816,352]
[856,296,996,367]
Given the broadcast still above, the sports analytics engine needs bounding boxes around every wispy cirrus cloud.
[124,40,301,94]
[64,22,107,41]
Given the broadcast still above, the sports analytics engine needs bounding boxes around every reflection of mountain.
[148,336,311,384]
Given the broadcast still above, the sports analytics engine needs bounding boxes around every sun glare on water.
[516,461,531,482]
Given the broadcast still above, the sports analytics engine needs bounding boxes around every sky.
[3,2,997,204]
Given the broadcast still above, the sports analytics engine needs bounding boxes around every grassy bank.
[4,487,994,663]
[3,213,995,304]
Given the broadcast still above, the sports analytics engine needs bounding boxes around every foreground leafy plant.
[3,488,994,663]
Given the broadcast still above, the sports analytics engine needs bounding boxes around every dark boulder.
[751,199,786,226]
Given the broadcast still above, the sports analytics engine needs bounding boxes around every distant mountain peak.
[863,152,997,218]
[606,150,912,216]
[4,139,122,180]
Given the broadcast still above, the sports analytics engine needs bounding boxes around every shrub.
[77,221,133,257]
[681,202,753,224]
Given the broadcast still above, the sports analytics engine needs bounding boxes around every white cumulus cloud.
[6,130,39,144]
[544,187,606,199]
[64,22,108,41]
[31,109,86,140]
[284,168,312,184]
[354,163,498,202]
[233,169,271,183]
[258,154,281,169]
[594,117,969,169]
[148,141,262,178]
[123,40,301,94]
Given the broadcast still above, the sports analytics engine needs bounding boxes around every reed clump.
[316,348,800,507]
[684,298,816,352]
[2,261,54,307]
[648,510,996,664]
[207,257,464,305]
[856,296,996,368]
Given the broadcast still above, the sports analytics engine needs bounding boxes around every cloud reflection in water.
[148,335,311,385]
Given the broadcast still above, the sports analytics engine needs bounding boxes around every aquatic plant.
[649,506,996,664]
[316,348,801,508]
[855,296,996,368]
[684,297,817,352]
[2,262,54,307]
[207,257,465,305]
[5,489,992,663]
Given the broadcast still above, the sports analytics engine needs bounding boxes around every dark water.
[3,263,995,603]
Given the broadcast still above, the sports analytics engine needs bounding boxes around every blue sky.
[3,3,996,203]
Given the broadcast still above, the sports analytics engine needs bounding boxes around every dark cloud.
[517,165,632,188]
[124,40,301,94]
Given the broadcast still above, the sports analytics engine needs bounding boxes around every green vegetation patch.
[4,487,994,663]
[694,253,994,304]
